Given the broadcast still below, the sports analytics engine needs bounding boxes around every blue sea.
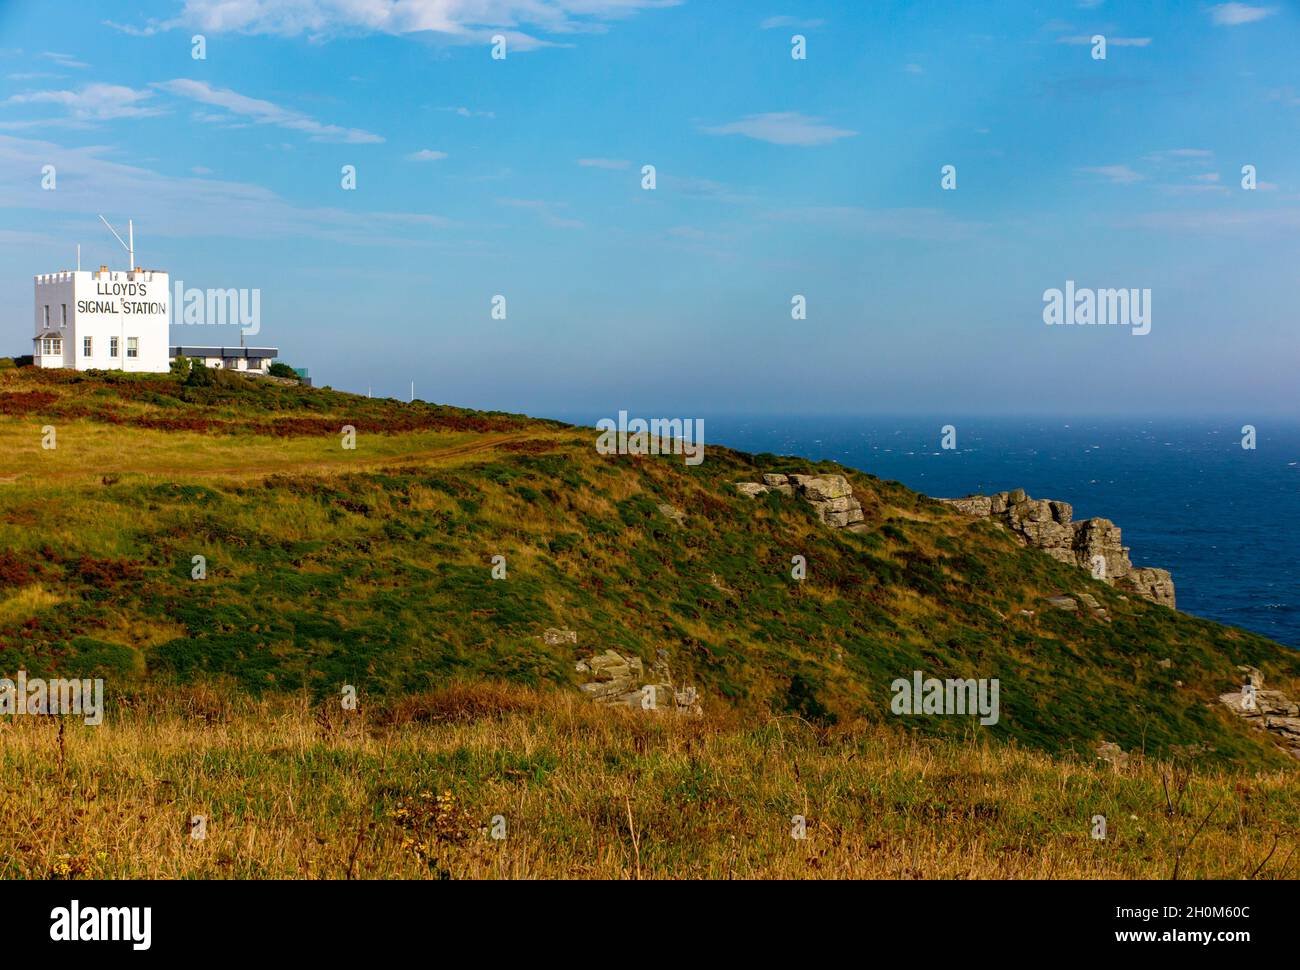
[560,414,1300,648]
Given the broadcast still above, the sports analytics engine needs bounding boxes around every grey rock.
[790,474,854,501]
[575,649,701,716]
[1095,741,1129,768]
[1219,668,1300,757]
[736,472,866,533]
[657,503,686,525]
[937,487,1175,608]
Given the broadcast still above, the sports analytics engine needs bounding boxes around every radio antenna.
[98,214,135,271]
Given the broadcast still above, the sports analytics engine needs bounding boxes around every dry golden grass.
[2,684,1297,880]
[0,420,569,485]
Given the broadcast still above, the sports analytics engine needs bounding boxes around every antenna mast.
[98,214,135,272]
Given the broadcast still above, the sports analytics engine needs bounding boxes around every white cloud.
[123,0,681,47]
[700,112,856,147]
[904,63,923,74]
[1191,172,1221,182]
[1209,3,1276,26]
[41,51,90,69]
[1076,164,1145,184]
[496,197,583,229]
[766,206,980,242]
[3,83,163,122]
[577,157,629,169]
[1124,208,1300,232]
[1057,35,1151,46]
[1153,148,1213,159]
[408,148,448,160]
[443,106,495,119]
[659,174,754,205]
[759,15,825,29]
[0,133,449,247]
[153,79,383,143]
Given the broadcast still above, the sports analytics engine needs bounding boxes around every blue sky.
[1,0,1297,417]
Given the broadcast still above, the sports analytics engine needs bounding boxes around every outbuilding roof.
[169,346,279,358]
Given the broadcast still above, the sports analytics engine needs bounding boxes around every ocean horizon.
[554,412,1300,649]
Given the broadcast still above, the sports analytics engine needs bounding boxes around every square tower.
[33,266,170,373]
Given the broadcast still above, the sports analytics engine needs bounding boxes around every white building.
[170,345,280,374]
[34,265,170,373]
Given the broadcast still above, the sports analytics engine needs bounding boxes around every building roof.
[170,346,279,358]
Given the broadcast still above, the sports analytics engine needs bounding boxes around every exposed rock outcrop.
[938,489,1175,609]
[575,648,702,715]
[1095,741,1130,769]
[1219,666,1300,759]
[735,474,868,533]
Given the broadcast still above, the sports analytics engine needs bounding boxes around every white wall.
[32,273,73,367]
[33,269,170,373]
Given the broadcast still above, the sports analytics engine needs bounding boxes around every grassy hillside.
[2,366,1299,773]
[3,684,1297,880]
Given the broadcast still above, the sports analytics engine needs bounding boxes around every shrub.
[268,362,298,379]
[184,360,214,386]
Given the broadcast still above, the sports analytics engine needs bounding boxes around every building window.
[42,337,62,356]
[126,337,139,359]
[83,336,93,357]
[110,337,119,358]
[62,304,68,326]
[43,305,49,329]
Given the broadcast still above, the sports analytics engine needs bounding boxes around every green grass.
[2,366,1299,770]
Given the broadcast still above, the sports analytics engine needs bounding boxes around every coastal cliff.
[937,489,1175,608]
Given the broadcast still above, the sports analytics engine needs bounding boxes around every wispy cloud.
[496,198,583,229]
[1076,164,1145,184]
[408,149,448,161]
[115,0,682,48]
[700,112,856,147]
[1123,208,1300,233]
[2,83,163,123]
[0,133,450,246]
[1209,3,1276,26]
[41,51,89,69]
[659,174,754,205]
[153,79,384,144]
[442,106,495,119]
[1144,148,1214,161]
[577,157,630,170]
[765,206,980,242]
[759,15,825,30]
[1056,34,1151,46]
